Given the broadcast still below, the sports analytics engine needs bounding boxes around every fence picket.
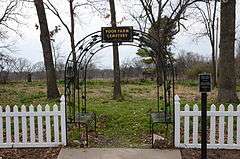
[29,105,35,143]
[37,105,43,143]
[219,104,225,145]
[0,106,3,143]
[237,105,240,144]
[175,96,240,149]
[60,95,66,145]
[227,104,234,144]
[193,104,198,144]
[53,105,59,143]
[21,105,27,143]
[13,106,19,143]
[210,105,216,144]
[6,105,11,144]
[184,104,190,144]
[45,105,51,143]
[0,96,66,148]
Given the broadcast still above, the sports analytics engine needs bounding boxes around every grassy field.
[0,79,220,148]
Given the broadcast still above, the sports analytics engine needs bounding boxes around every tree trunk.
[212,0,218,88]
[69,0,78,93]
[34,0,60,99]
[69,0,76,62]
[211,39,217,88]
[217,0,238,102]
[109,0,122,99]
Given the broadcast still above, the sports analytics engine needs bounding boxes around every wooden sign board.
[199,74,211,93]
[101,26,133,43]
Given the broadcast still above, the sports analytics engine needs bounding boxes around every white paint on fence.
[6,106,11,144]
[22,105,27,143]
[0,95,66,148]
[238,105,240,144]
[13,105,19,143]
[210,104,216,145]
[29,105,35,143]
[175,95,240,149]
[228,104,234,144]
[60,95,66,147]
[192,104,198,144]
[53,104,59,143]
[184,104,190,144]
[219,104,225,145]
[174,95,181,147]
[37,105,43,143]
[0,107,2,143]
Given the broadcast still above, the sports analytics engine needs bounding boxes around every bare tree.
[12,57,32,80]
[44,0,76,62]
[194,1,219,87]
[121,58,134,81]
[121,57,145,81]
[13,58,31,72]
[44,0,102,63]
[124,0,205,94]
[217,0,238,102]
[0,0,24,56]
[175,50,211,79]
[126,4,149,32]
[34,0,60,99]
[31,61,46,80]
[108,0,122,99]
[0,53,15,83]
[0,0,23,37]
[44,0,104,95]
[32,61,45,73]
[136,0,206,45]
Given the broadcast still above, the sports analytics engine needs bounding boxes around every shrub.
[186,63,212,80]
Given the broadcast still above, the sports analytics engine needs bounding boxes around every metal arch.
[64,29,175,132]
[80,43,169,111]
[65,29,175,115]
[76,42,175,144]
[64,28,176,146]
[65,30,174,67]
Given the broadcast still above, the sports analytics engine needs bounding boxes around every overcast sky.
[6,0,240,69]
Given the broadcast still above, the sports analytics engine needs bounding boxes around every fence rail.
[0,96,66,148]
[175,95,240,149]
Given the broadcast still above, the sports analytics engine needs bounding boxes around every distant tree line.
[0,0,239,102]
[0,50,219,83]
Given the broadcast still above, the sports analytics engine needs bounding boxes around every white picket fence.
[175,95,240,149]
[0,95,66,148]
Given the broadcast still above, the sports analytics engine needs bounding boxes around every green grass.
[1,79,235,148]
[87,95,156,147]
[176,79,198,87]
[0,81,57,106]
[81,80,161,147]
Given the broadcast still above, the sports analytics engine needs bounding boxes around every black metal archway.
[64,29,175,145]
